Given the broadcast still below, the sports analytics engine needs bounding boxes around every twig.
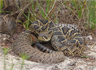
[30,34,36,43]
[45,0,56,18]
[89,42,96,51]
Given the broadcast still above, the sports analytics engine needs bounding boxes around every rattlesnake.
[12,20,85,63]
[12,30,65,63]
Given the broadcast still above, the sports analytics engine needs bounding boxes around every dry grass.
[1,0,96,35]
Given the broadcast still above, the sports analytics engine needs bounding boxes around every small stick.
[89,42,96,51]
[30,34,36,43]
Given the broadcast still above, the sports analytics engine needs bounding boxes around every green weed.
[63,0,86,19]
[85,1,96,30]
[9,60,14,70]
[81,55,89,58]
[0,0,4,13]
[3,47,10,70]
[37,0,56,20]
[3,47,29,70]
[63,0,96,30]
[20,53,30,70]
[24,11,30,30]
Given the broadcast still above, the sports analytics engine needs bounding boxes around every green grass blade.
[0,0,4,12]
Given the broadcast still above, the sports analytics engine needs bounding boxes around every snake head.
[38,32,52,42]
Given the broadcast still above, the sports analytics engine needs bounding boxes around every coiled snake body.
[12,20,85,63]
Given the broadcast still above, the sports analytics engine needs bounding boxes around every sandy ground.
[0,33,96,70]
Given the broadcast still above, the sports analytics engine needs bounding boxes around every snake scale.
[12,20,85,63]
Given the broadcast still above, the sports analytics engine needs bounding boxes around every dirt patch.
[0,33,96,70]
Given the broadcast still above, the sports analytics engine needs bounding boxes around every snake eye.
[44,36,48,39]
[43,36,48,40]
